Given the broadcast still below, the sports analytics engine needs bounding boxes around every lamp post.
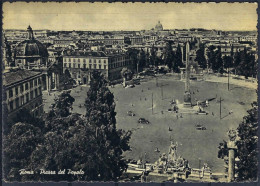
[199,158,201,179]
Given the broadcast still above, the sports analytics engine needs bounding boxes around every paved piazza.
[43,75,257,173]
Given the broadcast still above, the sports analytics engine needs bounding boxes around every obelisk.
[184,42,192,107]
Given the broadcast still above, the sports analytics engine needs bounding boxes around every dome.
[15,26,48,58]
[155,21,163,31]
[15,39,48,58]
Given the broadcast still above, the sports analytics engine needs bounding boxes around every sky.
[3,2,258,31]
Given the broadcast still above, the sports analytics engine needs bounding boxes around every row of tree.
[195,44,257,78]
[127,41,184,73]
[4,71,131,181]
[127,41,256,79]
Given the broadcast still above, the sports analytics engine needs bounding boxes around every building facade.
[62,51,132,84]
[3,69,44,122]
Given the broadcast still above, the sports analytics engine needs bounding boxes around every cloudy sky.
[3,2,257,31]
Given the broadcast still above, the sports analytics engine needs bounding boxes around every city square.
[43,74,257,175]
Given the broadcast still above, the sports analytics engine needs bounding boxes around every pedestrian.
[148,87,150,90]
[212,112,214,116]
[197,89,199,92]
[180,114,183,118]
[176,115,178,119]
[145,97,147,101]
[142,89,143,92]
[140,97,142,101]
[132,103,134,107]
[161,111,164,114]
[229,109,233,114]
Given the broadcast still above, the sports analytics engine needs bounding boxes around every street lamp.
[199,158,201,179]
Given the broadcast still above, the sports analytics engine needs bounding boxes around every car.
[138,118,150,124]
[125,84,135,88]
[196,110,208,115]
[196,126,206,130]
[127,111,135,116]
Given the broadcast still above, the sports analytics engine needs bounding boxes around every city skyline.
[3,2,257,31]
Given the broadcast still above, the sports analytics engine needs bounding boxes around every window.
[38,87,42,95]
[104,65,107,69]
[25,83,29,90]
[73,59,76,62]
[83,59,86,62]
[64,63,66,67]
[26,93,29,102]
[69,64,71,68]
[30,91,34,100]
[89,65,92,70]
[99,65,101,69]
[9,101,13,111]
[89,59,92,63]
[34,79,38,86]
[35,89,38,97]
[73,63,76,68]
[30,81,33,88]
[78,58,80,62]
[83,64,86,69]
[38,78,41,85]
[94,59,96,63]
[21,95,24,105]
[78,64,80,68]
[94,64,97,69]
[69,58,71,62]
[20,85,24,93]
[104,60,107,64]
[15,87,19,95]
[15,98,19,108]
[99,60,101,63]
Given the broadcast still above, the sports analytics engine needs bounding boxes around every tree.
[138,49,147,71]
[84,71,131,181]
[173,44,183,72]
[126,48,139,73]
[236,102,258,181]
[12,108,44,129]
[47,90,75,119]
[207,45,216,70]
[121,68,133,87]
[195,43,207,69]
[163,41,174,69]
[4,122,43,181]
[218,102,258,182]
[223,55,233,69]
[60,69,75,90]
[215,46,224,73]
[149,45,157,67]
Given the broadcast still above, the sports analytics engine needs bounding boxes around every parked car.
[125,84,135,88]
[138,118,150,124]
[195,124,206,130]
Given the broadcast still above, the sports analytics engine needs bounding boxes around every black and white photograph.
[2,2,258,183]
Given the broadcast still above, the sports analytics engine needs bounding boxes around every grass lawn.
[43,75,256,174]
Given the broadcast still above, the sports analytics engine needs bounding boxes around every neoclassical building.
[14,25,49,69]
[14,26,61,92]
[62,51,132,84]
[3,69,44,123]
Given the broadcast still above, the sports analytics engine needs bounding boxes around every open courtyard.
[43,74,257,174]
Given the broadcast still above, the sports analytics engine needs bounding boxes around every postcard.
[2,2,258,183]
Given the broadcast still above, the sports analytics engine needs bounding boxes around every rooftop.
[63,51,107,57]
[3,69,42,87]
